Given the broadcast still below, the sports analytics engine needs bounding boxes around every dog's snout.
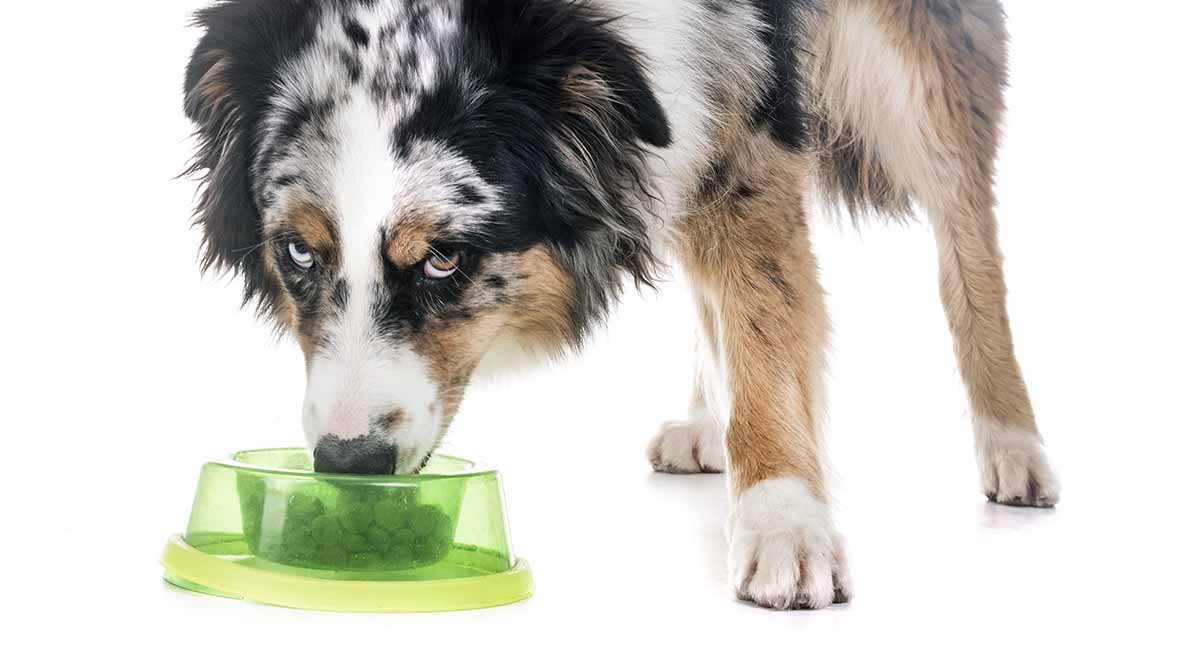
[312,435,397,475]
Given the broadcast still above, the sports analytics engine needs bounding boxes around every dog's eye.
[423,250,461,279]
[288,241,315,270]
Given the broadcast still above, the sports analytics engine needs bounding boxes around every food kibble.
[365,526,391,552]
[338,502,372,534]
[287,493,325,522]
[318,545,349,568]
[311,514,344,546]
[238,478,455,572]
[386,545,414,565]
[343,533,370,553]
[372,499,407,531]
[285,534,317,562]
[411,505,451,537]
[391,528,416,547]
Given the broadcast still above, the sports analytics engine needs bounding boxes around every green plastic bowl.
[161,448,533,612]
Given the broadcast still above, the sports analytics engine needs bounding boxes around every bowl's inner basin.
[183,450,514,581]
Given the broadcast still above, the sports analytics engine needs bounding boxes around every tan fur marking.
[676,135,830,499]
[265,200,340,359]
[386,218,438,268]
[562,65,615,113]
[506,246,577,354]
[379,407,409,432]
[286,201,339,257]
[194,52,234,113]
[410,307,499,442]
[410,245,574,436]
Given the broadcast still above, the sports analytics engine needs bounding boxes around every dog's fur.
[183,0,1059,610]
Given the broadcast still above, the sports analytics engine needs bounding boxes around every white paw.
[975,419,1061,507]
[647,412,726,474]
[728,478,851,610]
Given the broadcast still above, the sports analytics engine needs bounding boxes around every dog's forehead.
[254,0,499,239]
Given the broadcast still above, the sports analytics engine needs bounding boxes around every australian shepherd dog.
[183,0,1058,609]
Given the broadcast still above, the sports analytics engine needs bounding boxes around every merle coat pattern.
[184,0,1057,610]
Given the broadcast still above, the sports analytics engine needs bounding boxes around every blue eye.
[288,241,315,270]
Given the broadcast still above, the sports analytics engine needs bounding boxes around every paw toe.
[730,532,850,610]
[647,417,725,474]
[980,434,1061,508]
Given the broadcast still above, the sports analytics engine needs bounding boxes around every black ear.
[552,34,672,152]
[463,0,673,331]
[468,0,672,151]
[182,0,318,311]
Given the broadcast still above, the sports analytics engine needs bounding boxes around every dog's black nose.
[312,435,397,475]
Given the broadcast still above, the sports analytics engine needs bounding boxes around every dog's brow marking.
[287,200,339,257]
[386,218,437,268]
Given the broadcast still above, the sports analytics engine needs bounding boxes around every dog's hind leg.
[812,0,1059,506]
[647,314,727,474]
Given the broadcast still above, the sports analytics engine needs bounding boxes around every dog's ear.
[466,0,672,330]
[552,36,672,152]
[470,0,671,150]
[545,50,672,289]
[183,38,261,295]
[182,1,315,312]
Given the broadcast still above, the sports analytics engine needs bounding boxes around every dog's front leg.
[676,161,850,610]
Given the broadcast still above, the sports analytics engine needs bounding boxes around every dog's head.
[184,0,670,473]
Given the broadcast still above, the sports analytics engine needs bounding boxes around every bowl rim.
[207,447,497,482]
[161,535,534,613]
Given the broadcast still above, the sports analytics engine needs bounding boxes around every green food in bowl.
[236,474,454,571]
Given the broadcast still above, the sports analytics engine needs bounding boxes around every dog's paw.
[647,413,726,474]
[728,478,851,610]
[976,420,1061,507]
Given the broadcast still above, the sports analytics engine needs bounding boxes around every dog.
[183,0,1059,610]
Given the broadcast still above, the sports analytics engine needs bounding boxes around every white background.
[3,1,1198,647]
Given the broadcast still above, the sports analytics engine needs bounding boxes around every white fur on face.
[295,89,447,472]
[295,93,494,472]
[302,341,441,471]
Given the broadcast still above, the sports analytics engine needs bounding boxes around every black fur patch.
[697,156,733,204]
[331,279,349,312]
[339,48,363,83]
[760,255,795,305]
[453,182,485,206]
[275,96,336,150]
[749,0,816,150]
[696,156,761,206]
[483,274,508,291]
[342,16,370,49]
[373,238,483,340]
